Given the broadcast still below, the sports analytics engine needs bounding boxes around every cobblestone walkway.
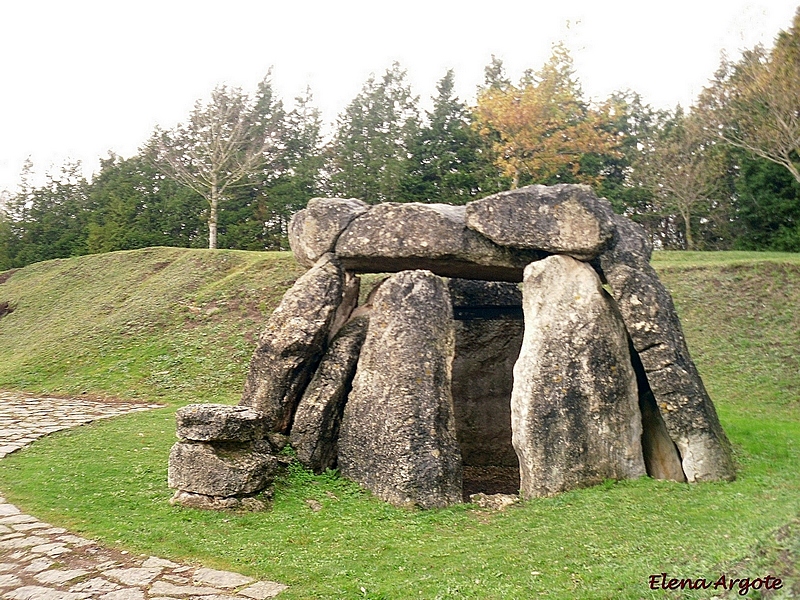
[0,392,288,599]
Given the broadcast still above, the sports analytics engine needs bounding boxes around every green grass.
[0,249,799,598]
[0,247,305,405]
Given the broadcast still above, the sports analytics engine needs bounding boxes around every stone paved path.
[0,392,288,599]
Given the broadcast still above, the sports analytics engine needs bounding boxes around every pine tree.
[403,70,497,203]
[326,63,419,204]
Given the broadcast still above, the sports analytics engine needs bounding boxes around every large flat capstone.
[465,184,615,260]
[335,202,543,282]
[288,197,369,267]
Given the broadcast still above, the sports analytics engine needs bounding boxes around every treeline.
[2,14,800,270]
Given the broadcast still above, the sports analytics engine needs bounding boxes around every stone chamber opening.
[449,279,524,500]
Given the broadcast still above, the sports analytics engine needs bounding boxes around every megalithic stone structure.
[168,184,735,510]
[511,255,646,498]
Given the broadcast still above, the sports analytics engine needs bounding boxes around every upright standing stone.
[290,316,369,473]
[240,253,346,434]
[511,255,646,498]
[338,270,463,508]
[598,213,735,482]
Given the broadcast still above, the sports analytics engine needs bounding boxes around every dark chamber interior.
[451,308,523,500]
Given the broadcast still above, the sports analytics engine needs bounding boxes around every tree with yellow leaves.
[473,44,621,189]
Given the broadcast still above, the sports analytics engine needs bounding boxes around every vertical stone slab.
[240,253,344,434]
[338,270,463,508]
[290,316,368,473]
[511,255,646,498]
[598,213,736,482]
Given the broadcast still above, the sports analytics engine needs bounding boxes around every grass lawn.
[0,248,798,599]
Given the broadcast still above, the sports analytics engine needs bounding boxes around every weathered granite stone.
[598,212,736,482]
[288,197,369,267]
[335,202,543,282]
[449,279,523,468]
[328,272,360,341]
[469,493,519,510]
[511,255,647,498]
[465,184,615,260]
[240,253,345,434]
[338,270,463,508]
[169,491,267,511]
[640,390,687,482]
[167,440,277,497]
[175,404,264,442]
[290,316,368,473]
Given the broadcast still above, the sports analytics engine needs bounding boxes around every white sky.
[0,0,797,192]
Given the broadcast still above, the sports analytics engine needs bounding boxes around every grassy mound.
[0,247,305,404]
[0,248,798,599]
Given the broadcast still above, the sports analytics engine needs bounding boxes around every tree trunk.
[681,207,694,251]
[208,186,219,250]
[784,155,800,186]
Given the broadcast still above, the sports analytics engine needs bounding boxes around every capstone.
[335,202,543,281]
[288,197,369,267]
[465,184,615,260]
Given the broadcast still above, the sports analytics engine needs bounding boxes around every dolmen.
[168,184,735,510]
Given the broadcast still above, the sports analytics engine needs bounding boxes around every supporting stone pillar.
[511,256,646,498]
[338,270,463,508]
[240,253,350,434]
[597,214,736,482]
[168,404,277,510]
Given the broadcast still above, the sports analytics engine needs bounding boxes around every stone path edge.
[0,391,288,599]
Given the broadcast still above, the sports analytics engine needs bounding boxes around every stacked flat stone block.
[168,404,277,509]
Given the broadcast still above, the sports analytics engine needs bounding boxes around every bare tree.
[634,110,724,250]
[148,74,284,248]
[700,9,800,185]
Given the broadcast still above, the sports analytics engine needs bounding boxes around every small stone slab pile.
[168,184,736,510]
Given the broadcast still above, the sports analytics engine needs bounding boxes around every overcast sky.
[0,0,797,192]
